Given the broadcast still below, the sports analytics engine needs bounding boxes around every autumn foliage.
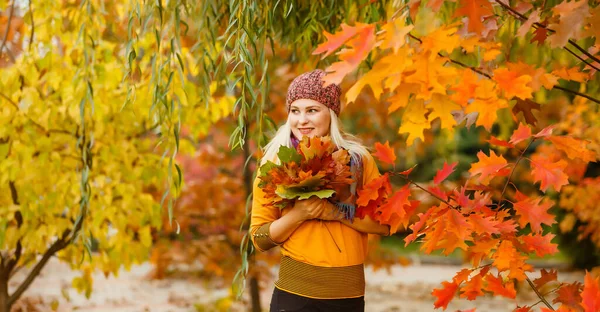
[311,0,600,310]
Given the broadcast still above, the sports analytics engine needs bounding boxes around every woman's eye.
[308,109,317,113]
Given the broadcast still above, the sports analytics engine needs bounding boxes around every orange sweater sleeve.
[361,153,381,186]
[249,174,281,252]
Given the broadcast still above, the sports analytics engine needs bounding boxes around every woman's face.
[289,99,331,140]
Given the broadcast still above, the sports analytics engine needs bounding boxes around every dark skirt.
[269,287,365,312]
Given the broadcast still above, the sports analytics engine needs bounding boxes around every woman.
[250,69,390,312]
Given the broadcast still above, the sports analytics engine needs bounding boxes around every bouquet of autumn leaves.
[258,136,356,218]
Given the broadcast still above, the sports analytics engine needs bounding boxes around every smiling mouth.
[298,128,313,134]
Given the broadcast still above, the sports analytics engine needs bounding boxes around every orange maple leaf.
[454,0,494,34]
[581,272,600,312]
[377,185,411,228]
[460,274,484,300]
[469,238,499,267]
[553,282,583,309]
[530,155,569,192]
[547,136,598,163]
[493,240,518,271]
[451,69,480,106]
[484,273,516,299]
[468,150,509,185]
[405,208,434,246]
[468,214,500,235]
[320,24,376,86]
[512,98,541,126]
[488,136,515,148]
[533,269,558,289]
[373,141,396,166]
[433,162,458,184]
[493,68,533,100]
[313,23,370,58]
[513,196,555,233]
[453,268,474,285]
[432,281,459,310]
[509,123,532,145]
[521,233,559,257]
[548,0,590,48]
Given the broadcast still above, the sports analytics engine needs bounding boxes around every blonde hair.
[260,109,370,166]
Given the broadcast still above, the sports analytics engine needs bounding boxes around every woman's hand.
[317,201,344,221]
[291,196,329,221]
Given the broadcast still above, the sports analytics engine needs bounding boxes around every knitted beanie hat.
[286,69,342,115]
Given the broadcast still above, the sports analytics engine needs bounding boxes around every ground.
[10,258,585,312]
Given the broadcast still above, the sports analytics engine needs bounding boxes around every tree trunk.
[0,273,9,312]
[249,275,261,312]
[243,137,262,312]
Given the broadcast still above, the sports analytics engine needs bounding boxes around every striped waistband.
[274,256,365,299]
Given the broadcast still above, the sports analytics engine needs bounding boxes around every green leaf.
[276,186,335,200]
[258,160,277,176]
[277,145,301,164]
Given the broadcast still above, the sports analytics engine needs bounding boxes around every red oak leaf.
[521,233,559,257]
[484,273,516,299]
[488,136,515,148]
[460,275,484,300]
[581,272,600,312]
[468,150,509,185]
[553,282,583,309]
[432,281,459,310]
[534,125,554,138]
[399,164,417,176]
[513,196,555,233]
[533,269,558,289]
[468,214,500,235]
[509,123,532,145]
[530,155,569,192]
[373,141,397,166]
[454,0,494,34]
[434,161,458,184]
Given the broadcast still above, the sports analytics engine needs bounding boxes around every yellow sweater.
[250,153,381,299]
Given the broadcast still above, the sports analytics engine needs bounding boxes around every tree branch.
[0,1,15,60]
[4,182,22,277]
[395,173,459,210]
[526,276,555,310]
[564,46,600,72]
[498,139,535,208]
[408,33,600,105]
[554,85,600,105]
[493,0,600,67]
[28,0,34,52]
[8,233,70,306]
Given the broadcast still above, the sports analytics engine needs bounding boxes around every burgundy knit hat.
[286,69,342,115]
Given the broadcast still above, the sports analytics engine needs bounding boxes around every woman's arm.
[340,215,390,236]
[262,197,331,245]
[318,201,390,236]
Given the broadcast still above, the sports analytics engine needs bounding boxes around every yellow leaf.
[388,83,419,114]
[427,94,461,130]
[420,25,461,57]
[398,99,430,145]
[139,226,152,248]
[378,13,414,53]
